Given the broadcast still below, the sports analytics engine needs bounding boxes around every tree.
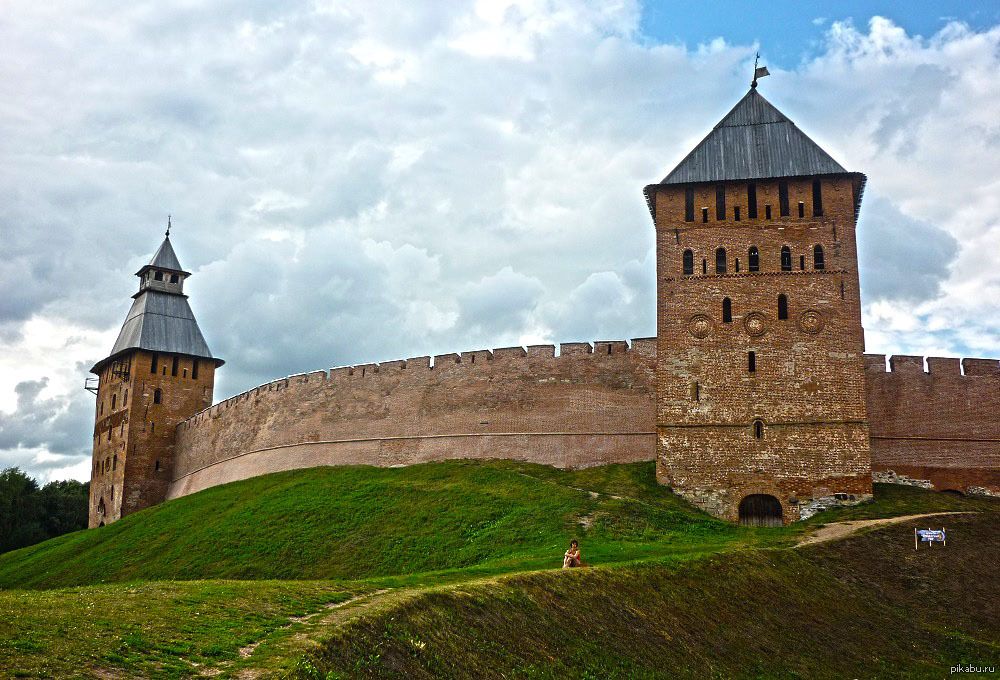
[0,468,89,555]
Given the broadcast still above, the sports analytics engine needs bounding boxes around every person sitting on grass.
[563,539,582,568]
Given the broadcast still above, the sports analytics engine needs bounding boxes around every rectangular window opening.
[685,188,695,222]
[701,207,709,223]
[716,185,726,221]
[779,182,789,217]
[734,206,741,221]
[798,201,805,218]
[765,204,772,220]
[812,179,823,216]
[748,351,756,373]
[151,353,158,374]
[800,255,805,270]
[747,183,757,219]
[192,360,199,380]
[171,356,179,377]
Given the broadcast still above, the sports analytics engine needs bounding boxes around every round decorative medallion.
[688,314,714,339]
[798,309,825,334]
[743,311,767,337]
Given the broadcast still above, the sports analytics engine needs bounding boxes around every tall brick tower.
[644,87,872,525]
[87,226,223,527]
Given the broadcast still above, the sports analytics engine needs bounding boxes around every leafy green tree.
[0,468,89,554]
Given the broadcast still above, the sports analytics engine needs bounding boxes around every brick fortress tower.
[87,225,223,527]
[644,86,873,525]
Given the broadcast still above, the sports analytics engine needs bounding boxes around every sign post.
[915,528,947,549]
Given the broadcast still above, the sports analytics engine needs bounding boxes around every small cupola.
[135,218,190,297]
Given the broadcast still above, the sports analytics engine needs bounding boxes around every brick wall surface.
[651,176,873,523]
[166,340,657,500]
[865,354,1000,495]
[89,350,215,527]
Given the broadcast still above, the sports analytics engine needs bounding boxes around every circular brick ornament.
[743,311,767,337]
[688,314,714,339]
[798,309,825,334]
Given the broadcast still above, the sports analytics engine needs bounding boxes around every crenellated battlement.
[865,353,1000,496]
[178,338,657,431]
[167,338,659,498]
[863,354,1000,376]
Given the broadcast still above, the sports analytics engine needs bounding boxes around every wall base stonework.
[798,493,873,520]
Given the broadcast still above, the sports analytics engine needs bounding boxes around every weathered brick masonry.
[648,176,873,523]
[167,340,657,499]
[865,354,1000,496]
[90,351,215,526]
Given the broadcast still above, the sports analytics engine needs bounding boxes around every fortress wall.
[864,354,1000,495]
[167,339,657,499]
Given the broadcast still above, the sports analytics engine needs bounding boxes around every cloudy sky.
[2,1,999,483]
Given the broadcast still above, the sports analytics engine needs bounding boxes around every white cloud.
[1,6,998,482]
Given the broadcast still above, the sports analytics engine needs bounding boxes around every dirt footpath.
[796,511,972,547]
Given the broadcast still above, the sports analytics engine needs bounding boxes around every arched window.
[153,271,163,281]
[814,244,825,270]
[715,247,727,274]
[682,249,694,275]
[778,294,788,320]
[110,485,114,501]
[753,419,764,439]
[111,394,116,410]
[97,497,106,515]
[748,246,759,272]
[123,389,128,407]
[780,246,792,271]
[722,297,733,323]
[155,460,161,472]
[112,455,117,470]
[153,389,161,404]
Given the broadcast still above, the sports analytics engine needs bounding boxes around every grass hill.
[306,512,1000,679]
[0,460,760,589]
[1,460,997,678]
[2,460,991,591]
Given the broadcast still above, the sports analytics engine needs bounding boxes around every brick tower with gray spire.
[88,224,223,527]
[644,86,873,525]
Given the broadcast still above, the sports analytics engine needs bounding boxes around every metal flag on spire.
[166,215,171,237]
[751,52,769,88]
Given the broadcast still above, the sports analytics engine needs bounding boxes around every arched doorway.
[738,494,783,527]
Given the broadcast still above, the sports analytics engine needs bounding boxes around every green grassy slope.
[0,461,742,590]
[1,460,992,591]
[304,513,1000,680]
[0,580,357,679]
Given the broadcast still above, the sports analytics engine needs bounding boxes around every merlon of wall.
[863,353,1000,376]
